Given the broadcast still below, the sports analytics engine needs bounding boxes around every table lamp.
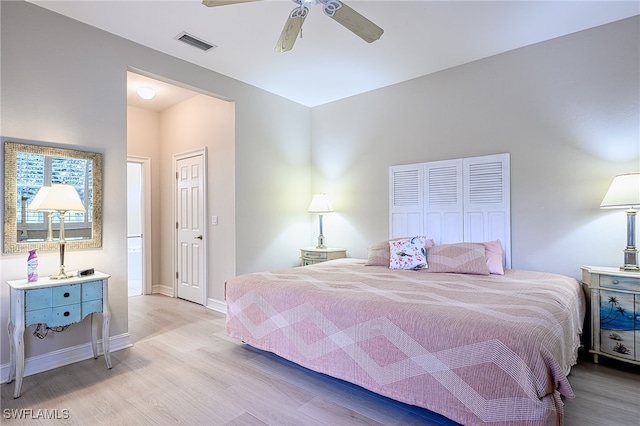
[308,193,334,249]
[28,186,54,241]
[33,184,86,279]
[600,173,640,271]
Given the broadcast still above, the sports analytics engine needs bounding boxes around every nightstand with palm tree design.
[582,266,640,365]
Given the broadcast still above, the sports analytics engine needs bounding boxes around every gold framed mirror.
[3,140,103,253]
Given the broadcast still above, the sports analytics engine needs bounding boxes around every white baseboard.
[1,333,132,384]
[206,298,226,314]
[147,288,226,314]
[152,284,174,297]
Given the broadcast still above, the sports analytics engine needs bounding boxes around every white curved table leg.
[7,317,15,384]
[102,280,112,369]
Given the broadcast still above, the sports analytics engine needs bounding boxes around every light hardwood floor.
[2,294,639,425]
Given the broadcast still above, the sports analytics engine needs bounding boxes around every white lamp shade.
[600,173,640,209]
[34,184,86,212]
[28,186,52,211]
[308,193,334,213]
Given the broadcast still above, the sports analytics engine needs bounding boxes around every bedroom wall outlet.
[211,215,218,226]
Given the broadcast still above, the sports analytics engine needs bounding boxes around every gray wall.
[0,1,310,367]
[310,16,640,278]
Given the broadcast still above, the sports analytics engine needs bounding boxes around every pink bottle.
[27,249,38,282]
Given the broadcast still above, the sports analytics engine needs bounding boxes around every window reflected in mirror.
[17,152,94,242]
[3,140,103,253]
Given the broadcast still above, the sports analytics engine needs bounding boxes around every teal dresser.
[6,272,111,398]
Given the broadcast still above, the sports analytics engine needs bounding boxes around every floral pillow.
[366,238,434,266]
[389,237,428,270]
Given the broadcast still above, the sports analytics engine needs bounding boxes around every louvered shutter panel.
[463,153,511,268]
[389,153,511,268]
[389,165,423,238]
[424,160,463,245]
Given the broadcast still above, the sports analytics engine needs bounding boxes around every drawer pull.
[64,311,70,317]
[611,279,619,285]
[64,292,70,297]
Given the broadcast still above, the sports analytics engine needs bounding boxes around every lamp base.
[49,241,73,279]
[49,274,74,280]
[316,233,326,249]
[50,266,74,280]
[621,247,639,272]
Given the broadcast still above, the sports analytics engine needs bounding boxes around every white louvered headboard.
[389,153,511,268]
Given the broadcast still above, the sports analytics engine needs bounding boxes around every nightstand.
[581,266,640,365]
[300,247,346,266]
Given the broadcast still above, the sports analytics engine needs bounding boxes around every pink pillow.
[365,237,434,266]
[484,240,505,275]
[425,243,490,275]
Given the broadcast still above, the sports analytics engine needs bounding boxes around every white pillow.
[389,237,428,270]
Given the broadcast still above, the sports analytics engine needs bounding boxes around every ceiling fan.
[202,0,384,52]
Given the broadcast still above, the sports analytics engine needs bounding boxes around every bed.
[225,248,585,425]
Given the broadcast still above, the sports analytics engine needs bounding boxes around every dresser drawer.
[52,284,80,306]
[25,287,52,311]
[82,281,103,301]
[82,299,103,316]
[25,285,81,311]
[302,250,328,260]
[26,307,52,325]
[50,305,81,326]
[600,275,640,291]
[26,304,81,327]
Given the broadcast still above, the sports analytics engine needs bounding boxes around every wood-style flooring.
[2,294,639,425]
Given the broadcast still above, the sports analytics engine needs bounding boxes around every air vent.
[175,32,217,52]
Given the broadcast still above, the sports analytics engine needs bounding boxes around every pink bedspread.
[225,259,585,425]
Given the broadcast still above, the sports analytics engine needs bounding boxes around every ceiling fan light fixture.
[204,0,382,51]
[137,86,156,100]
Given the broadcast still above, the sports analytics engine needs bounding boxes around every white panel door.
[176,154,205,304]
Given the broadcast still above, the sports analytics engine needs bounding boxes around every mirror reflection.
[17,152,93,242]
[3,141,103,253]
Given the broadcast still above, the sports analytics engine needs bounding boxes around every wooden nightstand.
[300,247,346,266]
[581,266,640,365]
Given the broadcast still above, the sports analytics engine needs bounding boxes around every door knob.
[195,235,203,240]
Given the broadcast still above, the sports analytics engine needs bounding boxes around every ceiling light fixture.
[137,86,156,100]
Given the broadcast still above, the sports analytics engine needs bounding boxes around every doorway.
[127,157,151,297]
[174,148,207,305]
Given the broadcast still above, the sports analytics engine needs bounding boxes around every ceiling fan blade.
[202,0,261,7]
[325,1,383,43]
[275,8,308,53]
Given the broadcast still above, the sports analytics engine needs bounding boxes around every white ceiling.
[30,1,639,109]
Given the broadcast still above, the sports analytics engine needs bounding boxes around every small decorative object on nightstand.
[300,247,346,266]
[581,266,640,365]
